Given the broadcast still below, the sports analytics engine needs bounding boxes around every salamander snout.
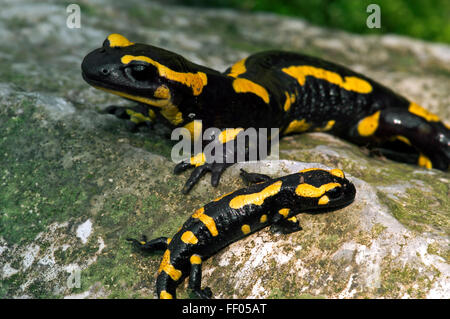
[294,168,356,210]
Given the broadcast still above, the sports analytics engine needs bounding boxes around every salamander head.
[81,34,207,109]
[293,168,356,210]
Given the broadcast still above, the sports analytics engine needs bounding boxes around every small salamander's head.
[81,34,207,109]
[293,168,356,211]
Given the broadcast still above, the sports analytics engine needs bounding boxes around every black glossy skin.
[127,168,356,299]
[82,34,449,193]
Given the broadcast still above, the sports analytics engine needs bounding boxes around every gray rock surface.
[0,0,448,299]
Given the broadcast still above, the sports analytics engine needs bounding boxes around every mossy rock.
[0,0,448,299]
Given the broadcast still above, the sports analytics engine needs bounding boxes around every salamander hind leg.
[271,213,302,235]
[188,254,212,299]
[350,106,449,170]
[368,140,421,165]
[239,169,272,184]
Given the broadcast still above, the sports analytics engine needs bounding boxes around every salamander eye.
[125,63,158,82]
[132,64,146,73]
[327,187,342,199]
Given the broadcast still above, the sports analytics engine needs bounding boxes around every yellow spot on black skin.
[229,181,283,209]
[241,224,251,235]
[232,78,270,104]
[227,58,247,78]
[159,250,182,281]
[107,34,134,47]
[284,119,311,135]
[183,120,203,142]
[408,102,440,122]
[190,254,202,265]
[192,207,218,236]
[357,111,380,137]
[314,120,335,132]
[260,214,268,223]
[218,128,244,144]
[159,290,173,299]
[418,153,433,169]
[227,57,270,103]
[190,153,206,167]
[393,135,412,146]
[282,65,372,94]
[329,168,345,179]
[278,208,290,218]
[287,216,297,223]
[318,195,330,205]
[283,91,296,112]
[181,231,198,244]
[296,183,341,198]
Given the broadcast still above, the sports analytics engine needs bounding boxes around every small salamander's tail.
[126,236,178,299]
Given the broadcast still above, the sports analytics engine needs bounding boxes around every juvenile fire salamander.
[127,167,356,299]
[82,34,449,193]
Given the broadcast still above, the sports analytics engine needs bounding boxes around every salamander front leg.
[239,169,272,185]
[174,128,251,194]
[188,255,212,299]
[126,235,170,252]
[174,160,232,194]
[271,216,302,234]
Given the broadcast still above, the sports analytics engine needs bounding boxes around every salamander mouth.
[81,71,169,107]
[81,71,118,92]
[327,182,356,210]
[308,180,356,214]
[81,71,164,99]
[308,197,355,215]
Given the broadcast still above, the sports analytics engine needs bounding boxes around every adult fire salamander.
[82,34,449,193]
[127,168,356,299]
